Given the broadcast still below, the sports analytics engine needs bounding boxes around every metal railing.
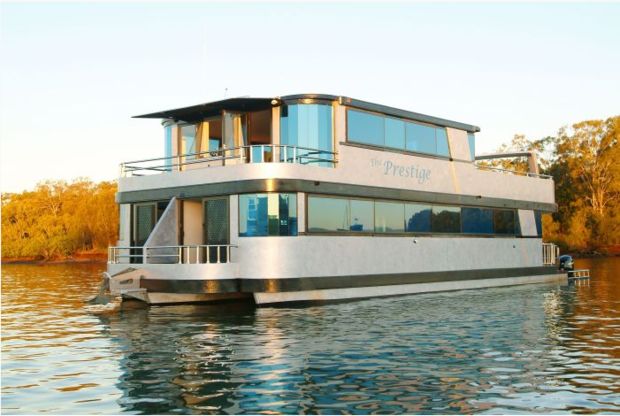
[108,244,236,264]
[475,164,552,179]
[120,145,337,177]
[542,242,559,265]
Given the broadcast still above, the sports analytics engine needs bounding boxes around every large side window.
[494,210,515,235]
[346,108,452,159]
[307,196,350,232]
[375,201,405,233]
[462,207,494,234]
[280,103,333,165]
[431,206,461,233]
[405,204,432,232]
[239,193,297,237]
[347,109,384,147]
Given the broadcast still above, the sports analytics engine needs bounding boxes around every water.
[2,258,619,414]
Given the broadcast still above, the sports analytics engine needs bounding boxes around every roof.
[134,94,481,133]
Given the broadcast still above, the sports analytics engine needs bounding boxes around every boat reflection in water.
[93,261,620,414]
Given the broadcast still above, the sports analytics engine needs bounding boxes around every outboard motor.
[558,255,574,271]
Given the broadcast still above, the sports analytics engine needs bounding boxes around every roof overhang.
[133,93,481,133]
[132,97,274,122]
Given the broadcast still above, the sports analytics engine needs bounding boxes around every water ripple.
[2,258,620,414]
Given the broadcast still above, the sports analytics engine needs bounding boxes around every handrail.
[120,145,338,177]
[475,164,552,180]
[542,242,559,265]
[108,244,237,264]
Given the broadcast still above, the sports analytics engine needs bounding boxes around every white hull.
[253,273,567,305]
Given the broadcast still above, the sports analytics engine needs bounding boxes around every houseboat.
[105,94,565,305]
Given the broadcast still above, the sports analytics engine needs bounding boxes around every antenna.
[224,88,228,98]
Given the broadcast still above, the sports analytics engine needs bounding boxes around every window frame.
[344,107,452,160]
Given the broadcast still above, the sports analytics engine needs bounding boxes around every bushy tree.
[1,179,119,259]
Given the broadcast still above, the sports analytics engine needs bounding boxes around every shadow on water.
[2,258,620,414]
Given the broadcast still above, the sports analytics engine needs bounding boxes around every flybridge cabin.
[122,94,480,177]
[107,94,563,306]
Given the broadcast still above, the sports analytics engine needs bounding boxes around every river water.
[2,258,619,414]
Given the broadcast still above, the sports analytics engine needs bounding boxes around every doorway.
[203,197,230,263]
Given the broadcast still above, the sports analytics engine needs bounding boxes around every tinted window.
[239,193,297,236]
[405,204,432,232]
[462,207,494,234]
[164,125,172,169]
[385,118,405,149]
[375,201,405,233]
[432,206,461,233]
[467,133,476,161]
[350,199,374,232]
[534,210,543,237]
[281,104,333,166]
[435,128,450,157]
[180,124,197,159]
[494,209,515,235]
[347,109,384,147]
[406,122,436,154]
[308,196,350,232]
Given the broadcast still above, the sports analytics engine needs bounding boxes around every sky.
[1,2,619,193]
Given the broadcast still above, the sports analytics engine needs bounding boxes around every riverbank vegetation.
[1,180,118,260]
[1,116,618,261]
[486,115,619,255]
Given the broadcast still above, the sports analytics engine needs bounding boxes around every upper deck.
[117,94,555,212]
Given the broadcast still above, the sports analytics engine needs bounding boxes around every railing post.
[217,245,221,263]
[293,146,297,163]
[261,145,265,163]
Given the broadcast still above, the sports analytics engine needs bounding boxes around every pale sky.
[1,2,619,193]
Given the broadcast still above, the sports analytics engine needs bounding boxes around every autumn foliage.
[487,116,619,254]
[1,180,118,260]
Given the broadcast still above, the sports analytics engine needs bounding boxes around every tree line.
[485,115,619,254]
[2,180,118,260]
[1,116,618,260]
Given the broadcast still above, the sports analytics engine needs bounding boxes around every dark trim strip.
[117,178,557,212]
[140,266,561,294]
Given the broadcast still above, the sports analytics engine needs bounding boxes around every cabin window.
[307,195,520,237]
[467,133,476,161]
[180,124,197,159]
[534,210,543,237]
[198,119,223,154]
[431,206,461,233]
[347,110,384,147]
[405,204,432,232]
[280,103,333,166]
[346,109,452,159]
[375,201,405,233]
[436,128,450,157]
[461,207,494,234]
[406,123,436,154]
[385,118,406,149]
[164,125,173,169]
[308,196,350,232]
[494,209,515,235]
[350,199,374,232]
[239,193,297,237]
